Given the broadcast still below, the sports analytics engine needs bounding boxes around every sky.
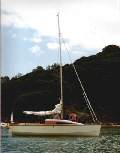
[1,0,120,78]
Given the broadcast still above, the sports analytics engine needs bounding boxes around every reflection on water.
[1,128,120,153]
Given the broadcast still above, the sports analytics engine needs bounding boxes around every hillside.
[1,45,120,123]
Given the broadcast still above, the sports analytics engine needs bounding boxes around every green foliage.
[11,73,23,80]
[1,76,10,83]
[46,63,60,70]
[32,66,44,72]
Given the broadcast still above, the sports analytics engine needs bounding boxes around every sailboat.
[9,13,101,137]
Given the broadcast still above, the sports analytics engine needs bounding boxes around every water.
[1,128,120,153]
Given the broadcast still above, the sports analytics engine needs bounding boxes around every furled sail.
[23,103,62,116]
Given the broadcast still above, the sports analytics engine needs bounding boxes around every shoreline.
[101,124,120,128]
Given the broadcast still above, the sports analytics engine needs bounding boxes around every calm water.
[1,128,120,153]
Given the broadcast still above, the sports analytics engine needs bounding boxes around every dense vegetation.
[1,45,120,123]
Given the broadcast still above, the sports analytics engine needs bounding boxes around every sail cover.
[23,103,62,116]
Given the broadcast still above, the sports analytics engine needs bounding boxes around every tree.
[102,45,120,53]
[1,76,10,83]
[32,66,44,72]
[46,65,51,70]
[11,73,23,80]
[17,73,23,78]
[46,63,60,70]
[51,63,60,70]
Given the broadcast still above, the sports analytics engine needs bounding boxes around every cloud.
[23,37,28,41]
[47,42,58,49]
[1,0,120,52]
[30,45,43,56]
[22,33,42,43]
[31,36,42,43]
[1,10,28,28]
[11,33,17,39]
[47,41,70,52]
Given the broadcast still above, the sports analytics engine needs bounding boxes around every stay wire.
[61,37,98,123]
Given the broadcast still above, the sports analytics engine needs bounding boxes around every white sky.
[1,0,120,50]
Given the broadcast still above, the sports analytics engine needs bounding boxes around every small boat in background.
[1,122,9,128]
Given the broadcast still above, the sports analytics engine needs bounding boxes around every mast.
[57,13,63,119]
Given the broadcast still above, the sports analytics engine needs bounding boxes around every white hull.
[10,124,101,137]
